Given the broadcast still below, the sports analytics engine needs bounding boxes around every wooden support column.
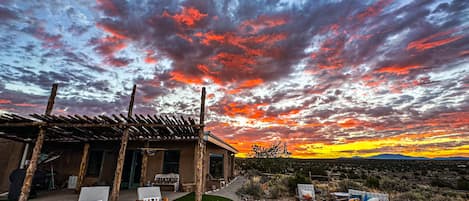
[195,87,206,201]
[110,84,136,201]
[76,143,90,192]
[19,83,58,201]
[140,141,149,187]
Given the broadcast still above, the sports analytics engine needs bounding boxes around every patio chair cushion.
[78,186,110,201]
[349,194,362,200]
[137,187,162,201]
[142,198,160,201]
[297,184,315,201]
[301,190,313,200]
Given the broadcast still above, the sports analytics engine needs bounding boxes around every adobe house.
[0,84,237,201]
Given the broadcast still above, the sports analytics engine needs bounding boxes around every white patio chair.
[365,192,389,201]
[137,186,162,201]
[348,189,389,201]
[297,184,315,201]
[78,186,109,201]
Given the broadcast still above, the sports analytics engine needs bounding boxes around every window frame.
[162,150,180,174]
[209,153,224,179]
[86,150,105,177]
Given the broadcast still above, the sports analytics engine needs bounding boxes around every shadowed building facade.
[0,84,237,201]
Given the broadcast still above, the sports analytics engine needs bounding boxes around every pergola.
[0,84,208,201]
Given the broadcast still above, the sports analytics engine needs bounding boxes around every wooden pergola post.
[140,141,149,187]
[19,83,58,201]
[76,143,90,192]
[110,84,136,201]
[195,87,206,201]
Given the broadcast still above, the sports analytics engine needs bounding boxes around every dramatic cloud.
[0,0,468,158]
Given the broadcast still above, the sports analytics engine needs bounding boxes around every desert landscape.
[235,158,469,201]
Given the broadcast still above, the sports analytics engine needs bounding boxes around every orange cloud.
[14,103,39,107]
[144,50,157,64]
[96,22,128,40]
[196,31,286,54]
[211,52,255,72]
[223,102,267,119]
[407,30,463,52]
[0,99,11,104]
[388,77,431,93]
[361,74,387,87]
[163,7,208,27]
[355,0,393,21]
[176,33,193,43]
[424,111,469,128]
[338,118,365,128]
[313,36,346,69]
[239,79,263,88]
[240,15,287,34]
[94,22,131,67]
[375,64,421,75]
[170,65,224,85]
[459,50,469,57]
[169,71,204,85]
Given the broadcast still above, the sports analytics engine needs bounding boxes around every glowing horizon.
[0,0,468,159]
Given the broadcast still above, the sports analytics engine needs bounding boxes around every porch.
[0,189,190,201]
[0,84,209,201]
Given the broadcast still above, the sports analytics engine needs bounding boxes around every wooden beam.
[19,83,58,201]
[195,87,206,201]
[0,122,203,128]
[76,143,90,192]
[140,141,149,187]
[110,84,136,201]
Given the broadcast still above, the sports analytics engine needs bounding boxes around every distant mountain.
[433,157,469,161]
[365,154,469,160]
[368,154,427,160]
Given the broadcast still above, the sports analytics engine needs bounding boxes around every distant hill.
[433,157,469,161]
[368,154,427,160]
[365,154,469,160]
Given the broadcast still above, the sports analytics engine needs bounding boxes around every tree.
[250,142,291,158]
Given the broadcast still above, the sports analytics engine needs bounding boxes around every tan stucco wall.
[0,139,24,192]
[43,142,119,187]
[204,142,236,191]
[0,139,235,192]
[143,141,196,186]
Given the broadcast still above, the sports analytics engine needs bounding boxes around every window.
[163,150,180,174]
[209,154,224,179]
[87,151,104,177]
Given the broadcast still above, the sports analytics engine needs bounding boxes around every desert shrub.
[268,182,288,199]
[429,195,447,201]
[237,177,263,199]
[308,166,328,176]
[246,169,262,177]
[380,177,410,192]
[430,177,452,188]
[365,176,380,189]
[394,191,426,201]
[287,173,311,194]
[349,172,360,179]
[455,178,469,190]
[337,180,362,192]
[429,195,466,201]
[266,175,289,199]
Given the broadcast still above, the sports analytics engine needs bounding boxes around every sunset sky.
[0,0,468,158]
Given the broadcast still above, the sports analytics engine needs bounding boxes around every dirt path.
[207,176,246,201]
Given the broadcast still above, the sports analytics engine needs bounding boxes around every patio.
[7,189,190,201]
